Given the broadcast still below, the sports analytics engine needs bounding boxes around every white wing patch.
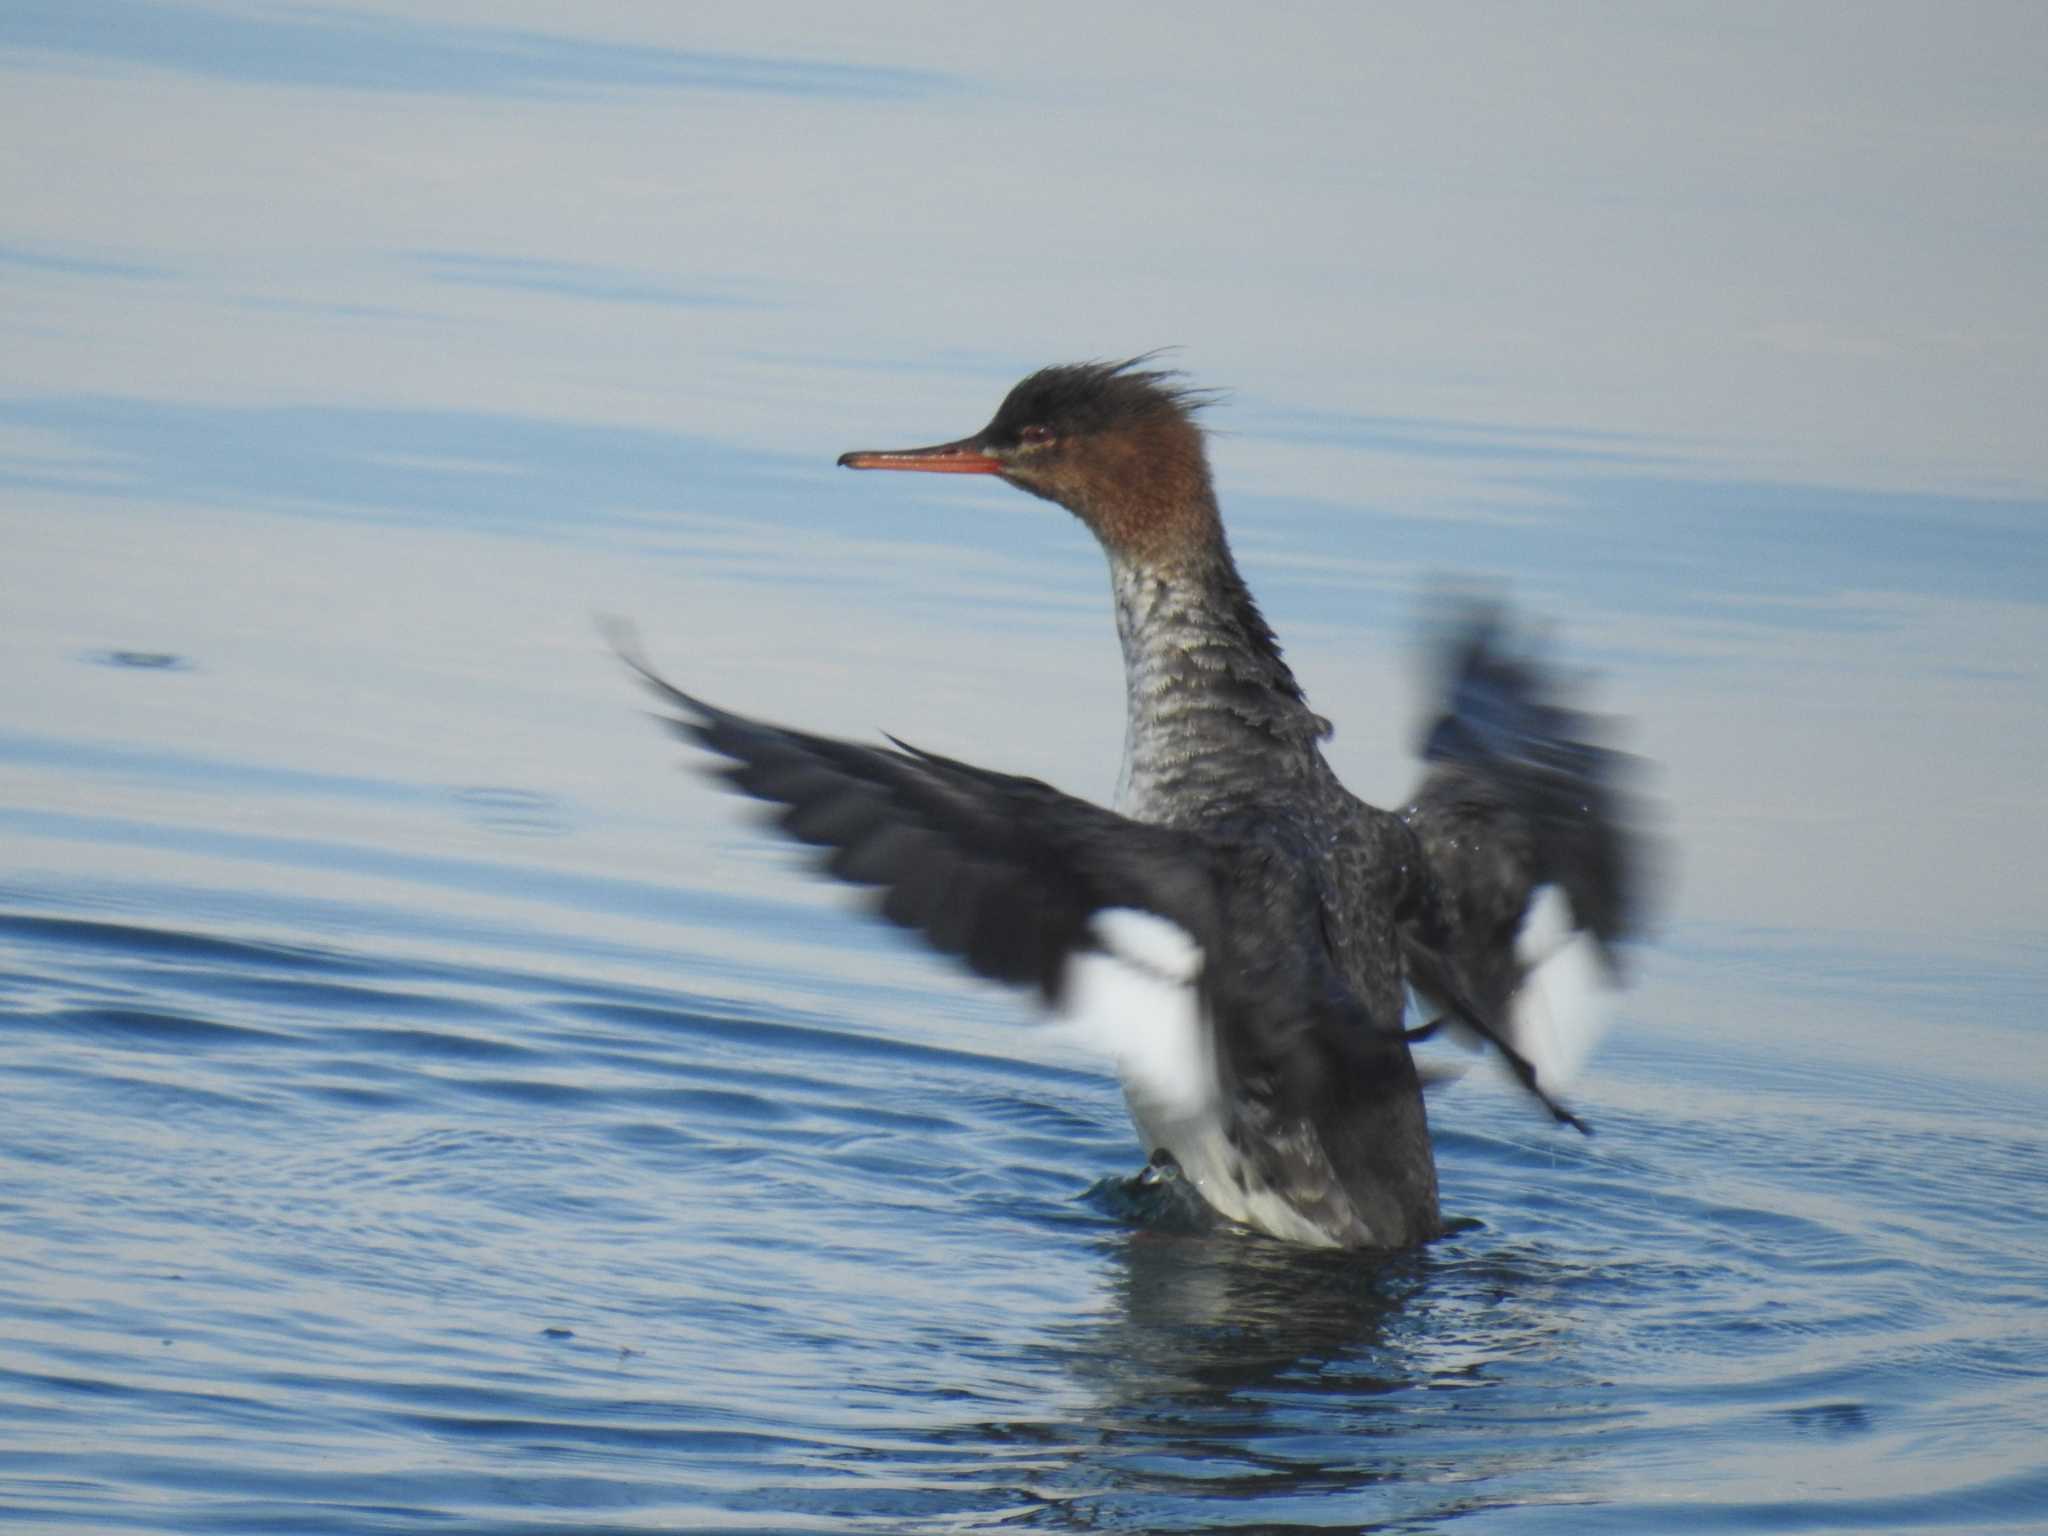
[1409,884,1616,1100]
[1505,884,1612,1092]
[1092,907,1204,983]
[1053,907,1215,1127]
[1051,907,1345,1246]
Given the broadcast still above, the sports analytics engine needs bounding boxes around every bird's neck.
[1109,543,1332,826]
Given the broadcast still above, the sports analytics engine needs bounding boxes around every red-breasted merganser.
[621,359,1645,1249]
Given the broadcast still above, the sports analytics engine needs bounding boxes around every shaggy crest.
[982,355,1219,447]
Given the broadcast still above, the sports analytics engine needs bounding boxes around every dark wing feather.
[614,643,1222,1006]
[1400,607,1654,1030]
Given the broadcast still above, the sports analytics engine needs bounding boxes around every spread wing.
[618,646,1216,999]
[1400,608,1656,1093]
[620,641,1313,1133]
[614,639,1533,1157]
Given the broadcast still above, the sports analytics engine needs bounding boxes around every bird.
[618,357,1647,1249]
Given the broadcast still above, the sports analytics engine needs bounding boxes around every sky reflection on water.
[2,5,2045,1532]
[5,0,2045,943]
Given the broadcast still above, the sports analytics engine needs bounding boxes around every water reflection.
[933,1231,1637,1531]
[1093,1232,1420,1392]
[5,5,2048,1532]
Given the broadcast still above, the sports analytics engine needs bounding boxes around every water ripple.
[2,875,2044,1533]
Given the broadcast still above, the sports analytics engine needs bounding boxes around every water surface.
[4,5,2046,1532]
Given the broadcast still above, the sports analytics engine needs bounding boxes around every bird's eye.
[1019,424,1055,447]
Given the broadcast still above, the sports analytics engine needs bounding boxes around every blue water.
[6,5,2048,1530]
[4,716,2045,1532]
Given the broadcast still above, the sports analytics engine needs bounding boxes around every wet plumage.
[625,358,1650,1248]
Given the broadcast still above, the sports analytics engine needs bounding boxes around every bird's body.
[627,359,1645,1249]
[1091,545,1441,1244]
